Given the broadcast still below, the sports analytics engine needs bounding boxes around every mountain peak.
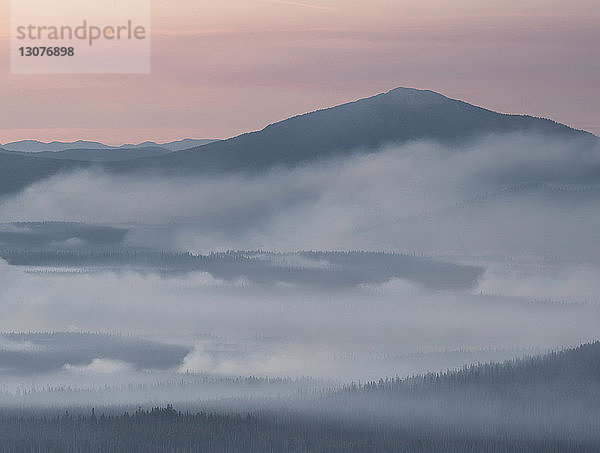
[385,86,447,98]
[365,86,482,113]
[1,87,597,195]
[112,86,594,176]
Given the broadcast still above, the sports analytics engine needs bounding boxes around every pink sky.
[0,0,598,144]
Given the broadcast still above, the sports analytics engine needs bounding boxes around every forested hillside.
[0,343,598,452]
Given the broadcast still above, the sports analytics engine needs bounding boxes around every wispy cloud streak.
[263,0,335,11]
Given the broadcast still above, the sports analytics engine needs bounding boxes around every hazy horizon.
[1,0,599,144]
[2,2,600,450]
[1,86,598,147]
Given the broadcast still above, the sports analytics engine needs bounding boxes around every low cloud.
[0,132,599,383]
[0,260,598,380]
[476,265,600,304]
[0,133,597,255]
[359,278,421,295]
[63,358,135,375]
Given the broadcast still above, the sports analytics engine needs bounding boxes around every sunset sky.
[0,0,598,144]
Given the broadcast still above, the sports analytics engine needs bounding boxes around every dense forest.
[0,343,598,452]
[0,249,482,290]
[1,405,596,453]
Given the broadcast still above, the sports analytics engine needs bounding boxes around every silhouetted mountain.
[0,88,597,197]
[0,144,213,196]
[1,139,216,153]
[123,139,216,151]
[2,140,112,152]
[110,87,597,175]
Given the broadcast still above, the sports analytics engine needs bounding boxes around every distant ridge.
[110,87,596,175]
[1,140,110,152]
[0,87,597,196]
[1,138,216,153]
[0,146,173,162]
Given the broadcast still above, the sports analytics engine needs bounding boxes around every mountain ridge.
[1,138,216,153]
[0,87,597,197]
[107,86,597,175]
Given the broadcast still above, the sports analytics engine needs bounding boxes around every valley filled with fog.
[1,126,600,406]
[0,88,599,450]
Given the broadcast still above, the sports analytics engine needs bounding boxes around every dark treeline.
[0,405,597,453]
[1,343,600,452]
[356,341,600,393]
[0,250,482,290]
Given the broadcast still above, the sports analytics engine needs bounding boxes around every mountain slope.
[1,343,599,452]
[0,146,172,162]
[139,139,215,151]
[110,87,597,175]
[34,146,172,162]
[0,87,597,197]
[360,341,600,393]
[365,183,600,260]
[0,154,88,197]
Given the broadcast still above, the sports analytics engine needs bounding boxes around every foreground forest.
[0,343,598,452]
